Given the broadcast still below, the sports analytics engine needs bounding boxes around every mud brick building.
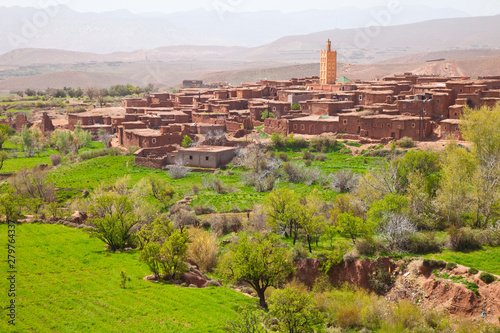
[176,146,237,169]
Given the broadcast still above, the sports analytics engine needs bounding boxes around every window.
[189,156,193,160]
[412,123,416,128]
[206,157,209,161]
[301,125,305,130]
[152,138,156,144]
[359,95,363,100]
[437,99,440,104]
[323,126,326,131]
[293,124,298,130]
[343,120,347,125]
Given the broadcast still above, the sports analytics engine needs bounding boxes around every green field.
[0,224,254,332]
[426,247,500,275]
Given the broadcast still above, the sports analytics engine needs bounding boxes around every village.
[5,40,500,171]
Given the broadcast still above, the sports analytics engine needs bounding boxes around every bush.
[446,226,481,251]
[397,137,416,148]
[210,215,243,237]
[278,152,288,161]
[329,170,359,193]
[446,262,458,270]
[187,229,219,273]
[192,185,199,195]
[310,136,336,152]
[49,154,61,166]
[468,267,479,275]
[202,175,228,194]
[315,154,327,162]
[407,232,441,254]
[355,236,383,256]
[270,133,284,147]
[171,207,200,229]
[303,151,313,160]
[479,272,496,284]
[79,147,121,161]
[193,204,215,215]
[167,162,192,179]
[304,159,312,167]
[422,259,447,270]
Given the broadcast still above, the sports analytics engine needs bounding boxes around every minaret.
[320,39,337,85]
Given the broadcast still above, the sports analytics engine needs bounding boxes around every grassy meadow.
[0,224,254,333]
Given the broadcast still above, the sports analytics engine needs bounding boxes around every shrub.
[193,204,215,215]
[171,207,200,229]
[468,267,479,275]
[304,159,312,167]
[303,151,314,160]
[446,262,458,270]
[285,137,308,149]
[479,272,496,284]
[397,137,416,148]
[187,229,219,273]
[167,161,192,179]
[329,170,359,193]
[447,226,480,251]
[407,232,441,254]
[210,215,243,237]
[192,185,200,195]
[422,259,447,270]
[270,133,284,147]
[355,236,382,256]
[278,152,288,161]
[49,154,61,166]
[315,154,327,162]
[202,175,228,194]
[127,146,140,155]
[310,136,336,152]
[79,147,121,161]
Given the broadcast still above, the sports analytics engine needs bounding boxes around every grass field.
[426,247,500,275]
[0,224,254,332]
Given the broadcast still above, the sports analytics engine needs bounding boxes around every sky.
[2,0,500,16]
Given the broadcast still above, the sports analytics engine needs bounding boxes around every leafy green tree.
[297,190,326,253]
[268,287,323,333]
[224,307,268,333]
[265,188,301,243]
[261,110,276,120]
[460,106,500,227]
[138,218,189,280]
[0,150,8,172]
[87,194,140,251]
[0,124,12,149]
[436,142,476,226]
[291,104,301,111]
[20,125,35,156]
[395,149,441,196]
[74,122,92,150]
[0,191,25,223]
[181,135,193,148]
[218,233,294,308]
[366,193,408,228]
[335,212,372,245]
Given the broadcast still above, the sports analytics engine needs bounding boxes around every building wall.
[264,118,289,135]
[289,120,338,135]
[177,148,237,168]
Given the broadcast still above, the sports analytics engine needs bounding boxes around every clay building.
[440,119,462,140]
[176,146,237,169]
[289,115,339,135]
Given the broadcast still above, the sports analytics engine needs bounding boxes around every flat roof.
[290,115,339,122]
[179,146,236,153]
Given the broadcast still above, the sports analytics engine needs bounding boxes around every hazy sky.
[2,0,500,16]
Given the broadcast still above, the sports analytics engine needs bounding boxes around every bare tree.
[329,169,359,193]
[167,158,192,179]
[379,213,417,251]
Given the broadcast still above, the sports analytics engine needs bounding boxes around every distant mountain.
[0,4,470,54]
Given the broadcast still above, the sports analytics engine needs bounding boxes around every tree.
[74,122,92,150]
[20,125,35,156]
[460,106,500,227]
[366,193,408,228]
[98,127,112,147]
[138,217,189,280]
[268,287,323,333]
[149,175,175,208]
[0,150,8,172]
[265,188,301,243]
[335,212,372,245]
[297,190,326,253]
[87,194,140,251]
[0,191,25,224]
[0,124,12,149]
[9,168,55,203]
[217,233,294,308]
[261,110,276,120]
[181,135,193,148]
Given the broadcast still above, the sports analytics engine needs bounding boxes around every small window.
[343,120,347,125]
[301,125,305,131]
[189,156,193,160]
[206,157,209,161]
[323,126,326,131]
[152,138,156,144]
[412,123,416,128]
[359,95,363,100]
[437,99,440,104]
[293,124,298,130]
